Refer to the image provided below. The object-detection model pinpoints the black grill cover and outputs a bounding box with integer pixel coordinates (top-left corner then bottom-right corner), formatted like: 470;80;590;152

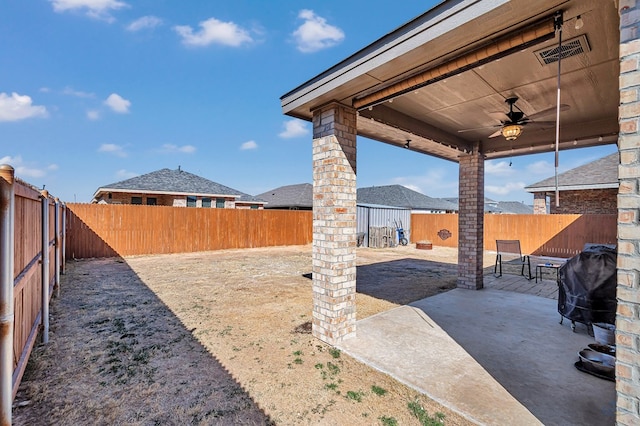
558;245;617;326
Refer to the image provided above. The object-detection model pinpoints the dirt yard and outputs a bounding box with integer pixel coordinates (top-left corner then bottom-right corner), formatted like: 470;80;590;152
12;245;496;425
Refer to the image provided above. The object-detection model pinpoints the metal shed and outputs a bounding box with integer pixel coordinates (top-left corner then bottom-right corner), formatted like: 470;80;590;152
356;203;411;248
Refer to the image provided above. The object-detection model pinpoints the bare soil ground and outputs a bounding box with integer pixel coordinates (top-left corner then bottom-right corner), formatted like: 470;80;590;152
12;245;495;425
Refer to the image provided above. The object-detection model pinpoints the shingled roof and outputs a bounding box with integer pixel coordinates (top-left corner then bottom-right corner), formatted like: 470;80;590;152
93;168;263;202
443;198;533;214
357;185;457;211
255;183;312;209
525;153;619;192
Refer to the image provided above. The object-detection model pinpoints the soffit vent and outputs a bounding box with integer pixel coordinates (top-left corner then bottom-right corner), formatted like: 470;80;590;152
534;35;590;66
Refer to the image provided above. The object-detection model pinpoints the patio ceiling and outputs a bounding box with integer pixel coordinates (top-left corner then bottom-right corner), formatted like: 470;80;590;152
281;0;620;162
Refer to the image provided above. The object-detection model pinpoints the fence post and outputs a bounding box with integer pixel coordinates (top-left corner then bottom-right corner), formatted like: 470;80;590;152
61;204;66;274
54;198;60;298
41;190;49;344
0;165;15;426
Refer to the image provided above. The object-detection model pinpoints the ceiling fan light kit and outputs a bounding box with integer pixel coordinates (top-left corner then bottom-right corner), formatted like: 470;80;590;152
502;124;523;140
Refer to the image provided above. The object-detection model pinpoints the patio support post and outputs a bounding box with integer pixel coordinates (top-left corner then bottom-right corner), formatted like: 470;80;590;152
457;146;484;290
617;4;640;424
0;165;15;426
310;102;357;345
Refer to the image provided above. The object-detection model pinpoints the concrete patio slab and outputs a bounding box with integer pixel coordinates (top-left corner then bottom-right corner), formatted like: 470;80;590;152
338;287;615;426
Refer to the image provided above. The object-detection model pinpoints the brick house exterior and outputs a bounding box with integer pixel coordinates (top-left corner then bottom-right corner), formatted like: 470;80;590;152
525;153;619;214
92;168;265;209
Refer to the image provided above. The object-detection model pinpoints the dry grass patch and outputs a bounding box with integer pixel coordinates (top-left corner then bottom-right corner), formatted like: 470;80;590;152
13;245;485;425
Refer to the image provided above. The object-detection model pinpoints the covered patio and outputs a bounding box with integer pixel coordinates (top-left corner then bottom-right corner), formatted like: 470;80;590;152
281;0;638;423
340;271;615;425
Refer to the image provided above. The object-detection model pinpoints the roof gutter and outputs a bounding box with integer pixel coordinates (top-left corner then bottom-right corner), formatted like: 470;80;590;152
525;183;619;193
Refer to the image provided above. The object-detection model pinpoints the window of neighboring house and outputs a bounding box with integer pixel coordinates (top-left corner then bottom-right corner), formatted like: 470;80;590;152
202;197;212;208
250;205;259;210
146;197;157;206
215;198;225;208
131;196;142;205
187;196;197;207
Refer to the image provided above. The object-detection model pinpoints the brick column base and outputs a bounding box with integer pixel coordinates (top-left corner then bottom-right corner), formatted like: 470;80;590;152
457;150;484;290
311;102;357;345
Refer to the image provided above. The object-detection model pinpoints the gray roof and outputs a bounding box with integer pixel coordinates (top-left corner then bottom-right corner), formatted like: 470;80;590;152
95;168;263;202
357;185;457;211
525;153;619;192
255;183;313;209
443;198;533;214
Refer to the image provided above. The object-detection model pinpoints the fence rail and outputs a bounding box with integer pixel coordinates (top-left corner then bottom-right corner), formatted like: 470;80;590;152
66;204;313;258
410;213;618;257
1;166;65;423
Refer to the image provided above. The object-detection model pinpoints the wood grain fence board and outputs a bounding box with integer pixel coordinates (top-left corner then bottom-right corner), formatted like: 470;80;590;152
65;204;314;258
411;213;617;257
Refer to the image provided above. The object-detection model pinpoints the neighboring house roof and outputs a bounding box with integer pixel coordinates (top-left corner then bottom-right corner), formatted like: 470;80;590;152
493;201;534;214
255;183;312;209
525;153;619;192
444;198;532;214
92;168;264;203
357;185;457;211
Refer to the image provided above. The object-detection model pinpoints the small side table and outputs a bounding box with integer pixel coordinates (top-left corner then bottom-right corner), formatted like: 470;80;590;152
535;263;562;283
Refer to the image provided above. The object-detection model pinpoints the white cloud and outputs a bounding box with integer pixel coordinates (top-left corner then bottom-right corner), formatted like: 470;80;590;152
240;140;258;150
159;144;196;154
49;0;129;22
127;15;163;32
62;87;95;98
0;155;55;179
104;93;131;113
485;181;526;196
0;92;48;122
391;169;458;198
98;143;127;157
174;17;253;47
292;10;344;53
525;160;554;175
115;169;138;179
279;119;309;139
485;160;515;176
87;110;100;120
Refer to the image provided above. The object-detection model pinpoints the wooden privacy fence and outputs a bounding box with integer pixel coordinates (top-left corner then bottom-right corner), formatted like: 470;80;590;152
66;204;313;258
0;165;65;421
411;213;618;257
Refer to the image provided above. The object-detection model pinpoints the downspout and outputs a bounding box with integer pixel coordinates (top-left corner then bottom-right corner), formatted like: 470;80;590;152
0;165;15;426
554;11;564;208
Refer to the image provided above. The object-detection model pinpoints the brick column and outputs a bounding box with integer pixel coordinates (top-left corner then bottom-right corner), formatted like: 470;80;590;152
533;192;547;214
457;148;484;290
617;4;640;424
311;102;357;344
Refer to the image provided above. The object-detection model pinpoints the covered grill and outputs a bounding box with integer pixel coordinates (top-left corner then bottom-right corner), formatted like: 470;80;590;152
558;245;617;331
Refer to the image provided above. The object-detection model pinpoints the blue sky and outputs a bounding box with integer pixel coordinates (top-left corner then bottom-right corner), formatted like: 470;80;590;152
1;0;618;203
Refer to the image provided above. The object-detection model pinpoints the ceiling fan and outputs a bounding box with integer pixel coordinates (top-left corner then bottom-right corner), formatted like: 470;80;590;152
458;96;568;140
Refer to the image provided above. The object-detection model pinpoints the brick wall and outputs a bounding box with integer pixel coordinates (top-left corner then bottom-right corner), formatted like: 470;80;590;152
457;149;484;290
547;189;618;214
94;192;242;208
311;102;357;345
617;3;640;424
533;192;547;214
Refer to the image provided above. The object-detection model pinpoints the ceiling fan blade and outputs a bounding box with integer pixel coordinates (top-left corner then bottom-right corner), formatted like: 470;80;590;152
526;120;556;127
527;104;570;120
458;124;501;133
488;129;503;138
